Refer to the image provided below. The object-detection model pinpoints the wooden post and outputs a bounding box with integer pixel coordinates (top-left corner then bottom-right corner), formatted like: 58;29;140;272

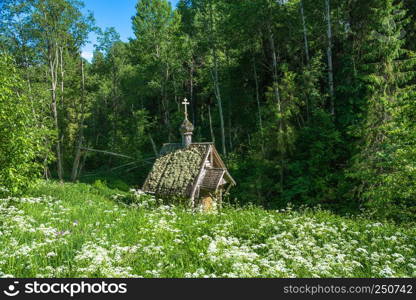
218;189;223;211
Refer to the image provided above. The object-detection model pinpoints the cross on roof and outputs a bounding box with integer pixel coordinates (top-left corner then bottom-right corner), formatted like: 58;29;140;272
182;98;190;119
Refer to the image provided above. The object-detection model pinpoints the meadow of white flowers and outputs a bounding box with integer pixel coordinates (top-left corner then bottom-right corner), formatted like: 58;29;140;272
0;182;415;278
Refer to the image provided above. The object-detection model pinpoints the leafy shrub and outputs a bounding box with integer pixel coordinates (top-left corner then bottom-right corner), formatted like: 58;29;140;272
109;179;130;192
0;54;43;196
111;189;160;208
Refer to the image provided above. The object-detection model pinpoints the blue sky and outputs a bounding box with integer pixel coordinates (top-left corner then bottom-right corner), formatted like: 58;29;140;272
81;0;179;61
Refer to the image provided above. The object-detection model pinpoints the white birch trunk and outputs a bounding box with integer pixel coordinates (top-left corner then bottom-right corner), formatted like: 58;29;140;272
209;4;226;156
208;105;215;143
300;0;310;64
49;43;64;181
252;57;264;153
71;55;85;181
325;0;335;115
268;23;284;194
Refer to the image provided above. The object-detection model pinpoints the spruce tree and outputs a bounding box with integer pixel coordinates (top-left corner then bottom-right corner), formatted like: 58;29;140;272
348;0;416;219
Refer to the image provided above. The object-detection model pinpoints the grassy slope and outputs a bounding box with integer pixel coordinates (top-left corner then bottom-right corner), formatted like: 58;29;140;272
0;181;415;278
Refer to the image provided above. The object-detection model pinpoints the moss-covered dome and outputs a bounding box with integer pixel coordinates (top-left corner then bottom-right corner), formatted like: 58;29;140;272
180;119;194;133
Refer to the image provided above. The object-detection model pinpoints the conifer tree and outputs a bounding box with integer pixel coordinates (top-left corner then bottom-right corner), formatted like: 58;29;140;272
348;0;416;218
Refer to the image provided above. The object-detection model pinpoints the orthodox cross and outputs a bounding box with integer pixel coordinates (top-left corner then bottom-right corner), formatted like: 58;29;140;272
182;98;190;119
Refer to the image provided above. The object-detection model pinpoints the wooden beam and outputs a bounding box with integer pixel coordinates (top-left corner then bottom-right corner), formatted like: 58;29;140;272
80;147;134;159
215;170;226;192
189;145;211;208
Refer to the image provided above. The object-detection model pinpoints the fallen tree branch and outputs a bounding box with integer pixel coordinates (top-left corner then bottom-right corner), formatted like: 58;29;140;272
80;147;134;159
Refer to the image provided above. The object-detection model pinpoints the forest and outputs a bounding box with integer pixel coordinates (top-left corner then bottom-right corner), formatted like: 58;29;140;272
1;0;416;222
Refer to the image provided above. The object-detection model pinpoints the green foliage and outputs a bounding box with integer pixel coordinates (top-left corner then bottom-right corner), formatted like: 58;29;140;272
346;0;416;221
0;54;43;196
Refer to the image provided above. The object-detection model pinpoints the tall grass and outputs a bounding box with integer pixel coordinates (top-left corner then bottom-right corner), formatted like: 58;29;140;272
0;181;415;278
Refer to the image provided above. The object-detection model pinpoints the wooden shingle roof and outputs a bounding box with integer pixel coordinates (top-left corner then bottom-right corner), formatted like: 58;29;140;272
142;144;210;197
200;168;225;191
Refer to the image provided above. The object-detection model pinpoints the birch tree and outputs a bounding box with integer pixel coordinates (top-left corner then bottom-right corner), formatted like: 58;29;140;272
207;1;226;155
325;0;335;115
30;0;92;181
299;0;310;64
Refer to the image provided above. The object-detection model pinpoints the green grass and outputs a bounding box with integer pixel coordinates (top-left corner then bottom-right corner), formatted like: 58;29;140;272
0;180;415;278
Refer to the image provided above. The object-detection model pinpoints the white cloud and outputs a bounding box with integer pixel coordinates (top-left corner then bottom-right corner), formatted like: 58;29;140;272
81;51;93;62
